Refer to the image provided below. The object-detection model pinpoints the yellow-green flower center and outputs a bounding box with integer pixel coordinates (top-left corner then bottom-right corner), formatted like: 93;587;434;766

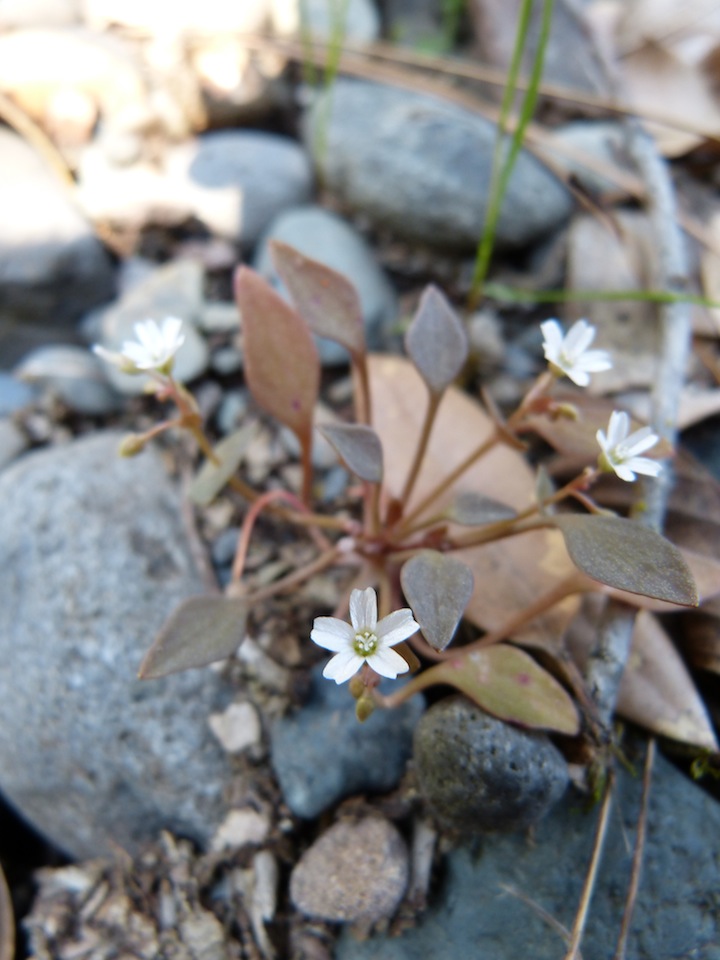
353;629;378;656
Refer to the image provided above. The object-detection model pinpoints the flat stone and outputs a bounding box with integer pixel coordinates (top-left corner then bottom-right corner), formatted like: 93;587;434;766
270;664;424;819
546;121;634;198
0;372;36;415
253;205;397;364
303;80;573;251
0;128;114;323
338;748;720;960
83;0;271;33
413;696;569;832
0;433;232;858
14;344;123;415
291;818;408;923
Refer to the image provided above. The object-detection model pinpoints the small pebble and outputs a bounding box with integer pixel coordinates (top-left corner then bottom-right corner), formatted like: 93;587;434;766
210;808;270;852
290;818;408;924
208;701;262;754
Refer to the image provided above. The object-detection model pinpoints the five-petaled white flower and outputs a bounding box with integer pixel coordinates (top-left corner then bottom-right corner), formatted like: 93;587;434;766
540;319;612;387
596;411;662;482
93;317;185;375
311;587;420;684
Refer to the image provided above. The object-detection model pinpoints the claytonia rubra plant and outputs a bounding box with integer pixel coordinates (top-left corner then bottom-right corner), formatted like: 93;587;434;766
124;240;698;750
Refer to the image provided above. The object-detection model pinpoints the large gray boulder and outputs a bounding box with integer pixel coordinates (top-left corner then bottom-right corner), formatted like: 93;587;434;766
0;432;232;858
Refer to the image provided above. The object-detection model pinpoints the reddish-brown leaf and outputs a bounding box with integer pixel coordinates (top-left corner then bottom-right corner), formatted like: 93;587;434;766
234;266;319;446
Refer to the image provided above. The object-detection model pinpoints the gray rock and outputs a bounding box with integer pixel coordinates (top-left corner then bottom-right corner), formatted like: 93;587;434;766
414;696;569;832
14;345;123;415
291;817;408;923
215;389;249;436
272;0;380;42
270;664;424;819
253;205;397;364
93;260;209;395
169;131;313;246
0;418;28;471
303;80;573;251
338;749;720;960
0;433;232;858
0;128;115;323
0;372;36;415
383;0;445;48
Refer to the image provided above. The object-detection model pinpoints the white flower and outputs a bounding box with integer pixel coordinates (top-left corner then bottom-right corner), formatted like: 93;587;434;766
93;317;185;375
311;587;420;684
596;411;662;482
541;319;612;387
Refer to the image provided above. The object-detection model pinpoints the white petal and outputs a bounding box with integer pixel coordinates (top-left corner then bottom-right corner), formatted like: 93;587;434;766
622;427;658;458
123;342;154;367
596;428;610;456
540;320;563;358
134;320;159;351
613;463;637;482
564;319;595;358
575;349;612;373
627;457;662;478
349;587;377;631
375;609;420;647
367;646;410;680
162;316;184;341
323;648;363;684
565;367;591;387
310;617;354;651
606;411;629;448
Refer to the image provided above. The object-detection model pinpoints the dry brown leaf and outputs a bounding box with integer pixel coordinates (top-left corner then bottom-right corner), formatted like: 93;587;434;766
618;611;718;751
369;354;579;649
618;43;720;156
681;610;720;675
566;211;660;394
618;388;720;430
700;210;720;336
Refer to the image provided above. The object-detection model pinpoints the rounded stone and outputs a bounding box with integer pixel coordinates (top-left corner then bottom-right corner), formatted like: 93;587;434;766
303;80;572;251
0;432;232;858
414;696;569;832
290;818;409;924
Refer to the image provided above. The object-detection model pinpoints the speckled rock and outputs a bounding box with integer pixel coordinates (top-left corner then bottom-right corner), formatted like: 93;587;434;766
303;80;573;251
270;664;424;819
338;748;720;960
414;696;568;832
291;818;408;923
0;433;232;858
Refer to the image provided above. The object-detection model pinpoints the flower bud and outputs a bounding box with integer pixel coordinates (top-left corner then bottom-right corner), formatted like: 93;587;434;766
119;433;146;457
348;674;365;699
355;695;375;723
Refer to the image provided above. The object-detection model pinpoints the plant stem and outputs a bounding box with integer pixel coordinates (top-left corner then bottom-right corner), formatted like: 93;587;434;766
400;391;441;507
352;350;371;426
244;544;346;605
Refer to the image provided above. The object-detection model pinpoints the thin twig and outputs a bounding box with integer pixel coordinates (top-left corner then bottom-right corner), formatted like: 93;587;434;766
613;738;656;960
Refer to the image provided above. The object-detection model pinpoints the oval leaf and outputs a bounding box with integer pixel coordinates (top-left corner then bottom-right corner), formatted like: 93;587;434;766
189;423;256;506
138;596;248;679
445;492;517;526
401;550;474;651
234;266;319;444
406;645;579;734
555;514;698;606
270;239;365;356
405;285;468;395
321;423;383;483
